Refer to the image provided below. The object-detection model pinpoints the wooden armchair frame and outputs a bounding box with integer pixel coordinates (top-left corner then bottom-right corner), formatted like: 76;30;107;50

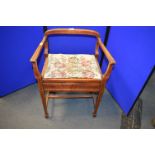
30;28;115;118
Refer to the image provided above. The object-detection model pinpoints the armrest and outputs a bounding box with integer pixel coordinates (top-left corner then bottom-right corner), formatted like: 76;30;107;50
98;38;116;65
30;36;47;63
30;36;47;79
98;38;116;81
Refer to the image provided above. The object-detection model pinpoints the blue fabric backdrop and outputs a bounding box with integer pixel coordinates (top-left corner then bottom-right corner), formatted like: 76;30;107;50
104;26;155;114
0;26;43;96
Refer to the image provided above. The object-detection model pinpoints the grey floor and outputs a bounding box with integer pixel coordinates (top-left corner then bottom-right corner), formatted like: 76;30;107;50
0;73;154;129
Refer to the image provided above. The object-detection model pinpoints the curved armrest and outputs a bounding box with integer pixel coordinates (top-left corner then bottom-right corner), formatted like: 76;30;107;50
98;38;116;81
98;38;116;65
30;36;47;79
30;36;47;63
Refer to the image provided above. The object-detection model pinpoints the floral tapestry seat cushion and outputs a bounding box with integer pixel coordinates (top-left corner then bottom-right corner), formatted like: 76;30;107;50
44;54;102;80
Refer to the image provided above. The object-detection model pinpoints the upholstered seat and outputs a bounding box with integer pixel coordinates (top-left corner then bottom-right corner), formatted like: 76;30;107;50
44;54;102;80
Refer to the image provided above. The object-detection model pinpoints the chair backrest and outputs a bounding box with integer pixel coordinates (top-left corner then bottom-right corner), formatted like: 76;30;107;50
45;28;100;38
44;28;101;59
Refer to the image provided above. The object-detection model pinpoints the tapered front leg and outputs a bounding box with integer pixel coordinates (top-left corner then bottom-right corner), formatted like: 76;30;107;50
37;82;49;118
92;87;105;117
